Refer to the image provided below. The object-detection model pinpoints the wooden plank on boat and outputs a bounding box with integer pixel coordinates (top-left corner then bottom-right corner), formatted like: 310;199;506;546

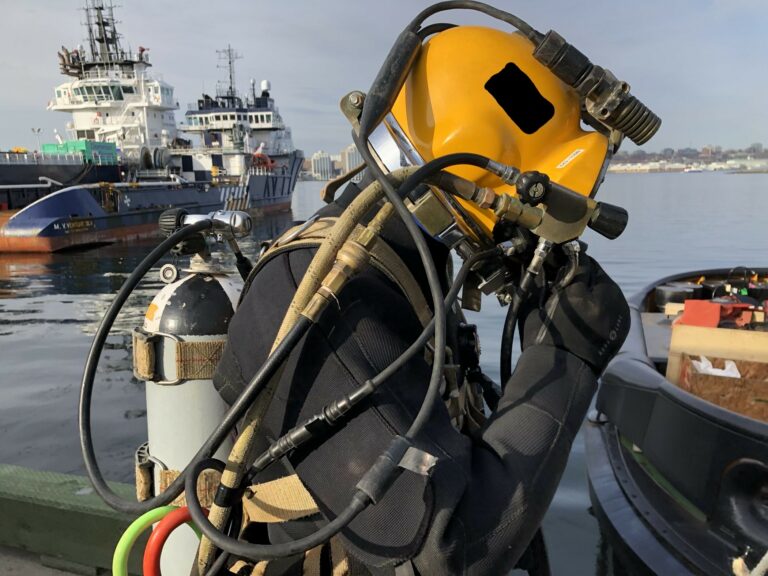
667;324;768;384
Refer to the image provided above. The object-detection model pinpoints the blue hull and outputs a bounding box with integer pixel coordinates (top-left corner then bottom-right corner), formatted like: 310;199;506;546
0;153;302;252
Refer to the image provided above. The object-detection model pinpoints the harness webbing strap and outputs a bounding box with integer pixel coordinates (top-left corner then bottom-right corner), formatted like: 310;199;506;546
242;474;320;523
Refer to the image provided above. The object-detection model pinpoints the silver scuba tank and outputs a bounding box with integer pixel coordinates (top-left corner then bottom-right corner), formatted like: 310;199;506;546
134;254;242;575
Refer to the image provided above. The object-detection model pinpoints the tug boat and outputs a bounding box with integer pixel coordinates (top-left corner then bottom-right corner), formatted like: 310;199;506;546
0;1;302;252
586;268;768;575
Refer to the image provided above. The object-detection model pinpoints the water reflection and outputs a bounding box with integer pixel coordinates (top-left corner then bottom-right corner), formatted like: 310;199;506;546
0;204;299;483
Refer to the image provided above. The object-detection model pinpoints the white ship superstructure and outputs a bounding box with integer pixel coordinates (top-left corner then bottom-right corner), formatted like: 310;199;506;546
172;46;303;212
49;0;178;171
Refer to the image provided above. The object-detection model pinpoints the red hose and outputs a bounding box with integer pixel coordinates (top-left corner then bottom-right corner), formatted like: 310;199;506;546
142;506;206;576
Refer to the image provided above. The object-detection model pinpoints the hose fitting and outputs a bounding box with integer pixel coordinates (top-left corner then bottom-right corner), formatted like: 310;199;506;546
492;194;543;231
533;30;661;145
486;160;520;185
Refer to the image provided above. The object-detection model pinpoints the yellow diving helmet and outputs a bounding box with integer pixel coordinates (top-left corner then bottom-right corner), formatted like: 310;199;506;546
369;25;610;240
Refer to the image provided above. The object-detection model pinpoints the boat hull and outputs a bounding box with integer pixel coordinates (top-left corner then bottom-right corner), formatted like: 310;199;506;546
0;162;121;210
0;152;302;252
586;268;768;575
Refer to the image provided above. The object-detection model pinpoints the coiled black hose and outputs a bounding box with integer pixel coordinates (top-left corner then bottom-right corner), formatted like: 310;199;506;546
79;218;313;514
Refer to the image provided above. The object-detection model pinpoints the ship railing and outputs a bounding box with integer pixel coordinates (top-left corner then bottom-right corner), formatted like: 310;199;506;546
187;100;274;112
81;67;139;80
0;152;84;166
169;146;252;155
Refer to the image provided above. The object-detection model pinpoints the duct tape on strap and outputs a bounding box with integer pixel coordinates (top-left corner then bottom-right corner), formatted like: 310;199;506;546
399;446;438;476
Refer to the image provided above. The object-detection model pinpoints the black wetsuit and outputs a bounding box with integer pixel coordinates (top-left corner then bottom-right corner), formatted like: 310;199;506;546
214;182;629;575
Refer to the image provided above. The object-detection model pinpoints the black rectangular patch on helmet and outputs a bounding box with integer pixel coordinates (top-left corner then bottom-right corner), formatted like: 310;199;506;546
485;63;555;134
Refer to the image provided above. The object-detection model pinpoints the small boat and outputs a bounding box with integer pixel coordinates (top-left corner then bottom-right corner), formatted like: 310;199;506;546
586;268;768;575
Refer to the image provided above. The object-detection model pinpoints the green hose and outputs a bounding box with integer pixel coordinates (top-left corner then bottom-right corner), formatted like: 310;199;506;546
112;505;203;576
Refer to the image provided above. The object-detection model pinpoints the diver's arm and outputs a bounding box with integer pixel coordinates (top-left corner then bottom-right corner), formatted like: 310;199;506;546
412;256;630;575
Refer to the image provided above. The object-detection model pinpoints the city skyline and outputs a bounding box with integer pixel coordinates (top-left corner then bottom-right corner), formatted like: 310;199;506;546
0;1;766;155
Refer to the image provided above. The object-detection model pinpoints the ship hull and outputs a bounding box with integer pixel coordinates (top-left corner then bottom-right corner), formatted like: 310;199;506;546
0;152;302;252
0;162;121;210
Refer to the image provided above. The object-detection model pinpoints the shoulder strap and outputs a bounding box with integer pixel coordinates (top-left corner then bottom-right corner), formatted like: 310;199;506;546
247;217;432;328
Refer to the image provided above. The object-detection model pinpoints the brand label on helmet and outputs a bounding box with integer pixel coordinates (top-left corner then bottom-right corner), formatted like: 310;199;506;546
556;148;585;169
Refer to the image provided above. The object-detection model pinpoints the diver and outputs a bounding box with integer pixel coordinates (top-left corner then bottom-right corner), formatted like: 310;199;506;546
78;3;659;575
209;10;644;576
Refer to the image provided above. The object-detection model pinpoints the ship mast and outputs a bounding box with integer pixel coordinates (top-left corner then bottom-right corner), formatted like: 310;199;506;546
84;0;124;64
216;45;242;103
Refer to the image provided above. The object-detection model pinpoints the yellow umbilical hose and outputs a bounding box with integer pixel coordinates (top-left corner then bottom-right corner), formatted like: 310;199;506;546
196;168;415;572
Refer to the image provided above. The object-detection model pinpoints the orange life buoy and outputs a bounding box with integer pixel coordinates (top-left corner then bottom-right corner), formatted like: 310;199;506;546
251;152;276;169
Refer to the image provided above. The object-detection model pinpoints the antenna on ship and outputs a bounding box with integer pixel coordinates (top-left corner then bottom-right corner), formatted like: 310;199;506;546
82;0;125;64
216;45;242;104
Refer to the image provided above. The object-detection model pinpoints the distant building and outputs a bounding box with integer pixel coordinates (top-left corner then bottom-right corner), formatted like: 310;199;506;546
341;143;364;182
342;144;363;173
310;150;333;180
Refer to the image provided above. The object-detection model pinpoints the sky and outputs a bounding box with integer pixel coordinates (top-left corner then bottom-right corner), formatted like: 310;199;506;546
0;0;766;156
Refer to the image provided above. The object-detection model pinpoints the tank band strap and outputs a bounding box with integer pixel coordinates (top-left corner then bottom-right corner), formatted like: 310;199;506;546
131;328;226;384
175;339;226;380
145;467;222;508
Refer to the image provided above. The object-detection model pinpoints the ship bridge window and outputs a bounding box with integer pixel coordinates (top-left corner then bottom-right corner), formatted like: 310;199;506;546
110;85;123;100
122;86;135;94
266;113;272;123
85;86;95;96
228;114;235;121
215;115;221;121
259;114;265;123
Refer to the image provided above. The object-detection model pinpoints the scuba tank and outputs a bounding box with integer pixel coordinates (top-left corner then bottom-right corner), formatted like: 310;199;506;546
134;255;242;575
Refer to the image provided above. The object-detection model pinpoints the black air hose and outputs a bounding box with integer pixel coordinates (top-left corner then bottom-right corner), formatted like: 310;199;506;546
79;218;312;514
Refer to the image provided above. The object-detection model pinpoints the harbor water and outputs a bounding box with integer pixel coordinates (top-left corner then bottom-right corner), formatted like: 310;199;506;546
0;172;765;574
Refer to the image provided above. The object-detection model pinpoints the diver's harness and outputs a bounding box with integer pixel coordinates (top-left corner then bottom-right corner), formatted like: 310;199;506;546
77;2;660;575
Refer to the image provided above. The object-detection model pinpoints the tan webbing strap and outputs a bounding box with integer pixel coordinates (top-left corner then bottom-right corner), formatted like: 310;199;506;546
132;331;226;383
132;329;155;380
254;217;432;330
175;339;226;380
303;545;324;576
231;560;269;576
156;468;222;507
135;462;153;502
368;240;432;329
242;475;321;523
